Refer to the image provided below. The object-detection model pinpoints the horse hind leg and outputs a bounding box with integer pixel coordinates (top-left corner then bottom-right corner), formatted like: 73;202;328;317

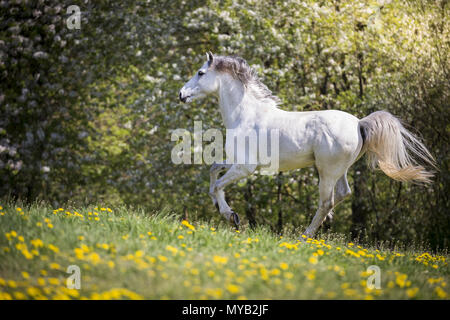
303;174;337;238
326;172;352;222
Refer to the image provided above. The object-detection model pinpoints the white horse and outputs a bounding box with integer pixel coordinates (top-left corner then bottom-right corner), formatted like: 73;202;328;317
179;52;435;238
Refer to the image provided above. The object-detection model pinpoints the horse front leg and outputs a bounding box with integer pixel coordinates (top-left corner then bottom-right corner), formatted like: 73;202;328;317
212;164;257;228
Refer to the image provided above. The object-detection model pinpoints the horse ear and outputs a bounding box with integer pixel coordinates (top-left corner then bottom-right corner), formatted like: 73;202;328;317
206;51;214;65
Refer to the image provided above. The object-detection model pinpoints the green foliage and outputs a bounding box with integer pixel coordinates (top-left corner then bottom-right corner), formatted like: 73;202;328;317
0;0;448;249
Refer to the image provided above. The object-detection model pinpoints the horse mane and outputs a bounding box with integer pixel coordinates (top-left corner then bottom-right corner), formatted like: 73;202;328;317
211;55;281;106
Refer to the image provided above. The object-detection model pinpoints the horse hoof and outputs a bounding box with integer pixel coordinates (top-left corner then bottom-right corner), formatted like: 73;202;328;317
327;210;334;222
230;211;240;230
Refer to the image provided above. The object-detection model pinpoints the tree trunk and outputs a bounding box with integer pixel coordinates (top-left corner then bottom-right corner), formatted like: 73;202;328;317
276;172;283;234
351;160;370;241
244;180;257;229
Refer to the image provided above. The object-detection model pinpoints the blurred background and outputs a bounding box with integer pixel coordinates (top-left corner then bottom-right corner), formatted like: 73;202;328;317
0;0;448;249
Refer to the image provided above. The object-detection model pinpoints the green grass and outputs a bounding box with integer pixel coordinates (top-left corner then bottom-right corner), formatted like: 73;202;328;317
0;202;448;300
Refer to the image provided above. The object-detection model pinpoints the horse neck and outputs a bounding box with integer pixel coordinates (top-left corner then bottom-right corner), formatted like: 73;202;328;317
217;77;263;129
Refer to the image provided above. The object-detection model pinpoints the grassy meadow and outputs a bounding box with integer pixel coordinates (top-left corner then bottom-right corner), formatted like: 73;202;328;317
0;202;448;300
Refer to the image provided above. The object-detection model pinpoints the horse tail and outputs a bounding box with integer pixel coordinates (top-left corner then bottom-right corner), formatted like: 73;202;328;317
359;110;436;184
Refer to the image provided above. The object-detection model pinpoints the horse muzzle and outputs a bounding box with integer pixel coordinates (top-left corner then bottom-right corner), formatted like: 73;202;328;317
179;91;191;103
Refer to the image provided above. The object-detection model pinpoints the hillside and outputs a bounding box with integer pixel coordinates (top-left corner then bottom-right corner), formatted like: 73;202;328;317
0;203;448;300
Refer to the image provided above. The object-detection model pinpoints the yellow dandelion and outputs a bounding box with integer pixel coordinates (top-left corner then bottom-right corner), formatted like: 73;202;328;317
31;239;44;248
406;287;419;298
50;263;60;270
226;284;240;294
213;255;228;265
435;287;447;299
309;256;318;265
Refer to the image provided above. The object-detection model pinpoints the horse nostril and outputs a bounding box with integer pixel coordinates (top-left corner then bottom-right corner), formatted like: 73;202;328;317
179;91;188;103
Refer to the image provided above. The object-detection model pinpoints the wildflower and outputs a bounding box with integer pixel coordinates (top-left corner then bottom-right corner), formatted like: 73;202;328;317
22;271;30;279
309;256;318;265
226;284;240;294
48;244;59;253
135;250;144;258
270;268;281;276
0;292;12;300
31;239;44;248
304;269;316;280
22;249;33;259
344;289;357;297
181;220;195;231
284;272;294;279
395;273;408;288
88;252;101;264
206;288;223;299
427;277;443;285
50;263;61;270
435;287;447;299
165;245;178;255
213;255;228;265
190;268;199;275
406;287;419;298
14;292;26;299
27;287;41;297
280;262;288;270
376;254;385;261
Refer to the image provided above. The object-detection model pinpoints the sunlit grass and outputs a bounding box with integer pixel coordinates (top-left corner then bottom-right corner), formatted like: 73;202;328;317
0;202;448;300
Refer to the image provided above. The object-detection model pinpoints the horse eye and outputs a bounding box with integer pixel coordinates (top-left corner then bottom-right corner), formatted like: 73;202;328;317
198;70;205;76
